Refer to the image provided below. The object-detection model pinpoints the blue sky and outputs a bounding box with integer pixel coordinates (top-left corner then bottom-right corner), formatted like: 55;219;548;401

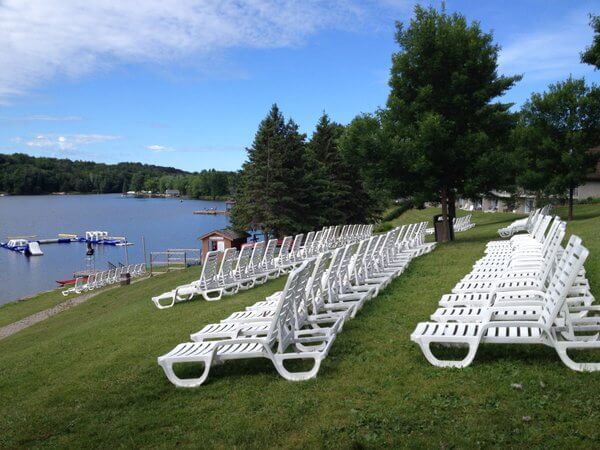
0;0;598;172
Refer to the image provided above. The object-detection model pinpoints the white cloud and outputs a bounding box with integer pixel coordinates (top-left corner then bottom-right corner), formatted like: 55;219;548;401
0;115;83;123
20;133;122;151
145;144;174;153
498;11;595;82
0;0;368;102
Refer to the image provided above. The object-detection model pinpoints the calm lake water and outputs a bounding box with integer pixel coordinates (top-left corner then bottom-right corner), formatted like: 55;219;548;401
0;194;229;305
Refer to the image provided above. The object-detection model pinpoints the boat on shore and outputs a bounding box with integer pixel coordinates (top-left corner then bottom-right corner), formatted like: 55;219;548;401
56;276;89;287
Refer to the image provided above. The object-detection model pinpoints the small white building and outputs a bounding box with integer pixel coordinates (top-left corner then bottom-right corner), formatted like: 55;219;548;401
575;148;600;200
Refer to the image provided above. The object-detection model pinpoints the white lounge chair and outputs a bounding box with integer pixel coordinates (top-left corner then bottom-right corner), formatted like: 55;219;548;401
158;260;337;387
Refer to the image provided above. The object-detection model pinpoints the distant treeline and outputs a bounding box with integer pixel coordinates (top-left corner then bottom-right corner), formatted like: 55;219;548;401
0;153;237;198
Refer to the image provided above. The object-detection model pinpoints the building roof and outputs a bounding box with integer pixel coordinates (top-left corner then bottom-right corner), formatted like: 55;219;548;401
198;228;246;241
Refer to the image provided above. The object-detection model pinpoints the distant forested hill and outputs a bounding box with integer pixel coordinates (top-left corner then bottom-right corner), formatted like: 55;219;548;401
0;153;237;198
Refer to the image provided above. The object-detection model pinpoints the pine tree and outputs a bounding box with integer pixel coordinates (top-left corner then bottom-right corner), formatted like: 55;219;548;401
305;114;347;227
230;104;310;237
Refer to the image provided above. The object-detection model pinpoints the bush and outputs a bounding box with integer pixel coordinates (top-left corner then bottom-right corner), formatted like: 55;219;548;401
381;199;414;222
374;222;394;233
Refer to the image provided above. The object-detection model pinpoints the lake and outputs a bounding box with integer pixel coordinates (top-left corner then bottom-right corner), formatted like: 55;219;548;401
0;194;229;305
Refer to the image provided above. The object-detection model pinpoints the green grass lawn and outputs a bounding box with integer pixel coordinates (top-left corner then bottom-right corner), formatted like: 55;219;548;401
0;289;69;328
0;204;599;448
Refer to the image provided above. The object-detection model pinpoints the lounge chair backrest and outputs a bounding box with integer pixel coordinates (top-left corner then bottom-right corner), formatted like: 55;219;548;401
394;225;408;249
302;252;330;325
323;227;334;249
325;246;345;289
333;225;342;243
219;248;238;283
538;235;588;331
538;218;563;256
74;277;85;290
339;225;348;243
311;230;324;254
199;251;221;285
348;225;357;240
277;236;293;263
290;234;304;259
262;239;278;269
249;241;265;270
350;238;370;280
533;215;552;243
303;231;315;252
267;260;315;351
235;245;253;276
403;223;416;244
518;218;566;290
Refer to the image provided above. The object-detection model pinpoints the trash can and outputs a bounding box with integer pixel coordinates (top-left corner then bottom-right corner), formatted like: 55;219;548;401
433;214;455;242
120;271;131;286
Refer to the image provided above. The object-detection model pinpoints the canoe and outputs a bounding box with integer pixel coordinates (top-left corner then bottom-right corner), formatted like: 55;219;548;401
55;276;88;286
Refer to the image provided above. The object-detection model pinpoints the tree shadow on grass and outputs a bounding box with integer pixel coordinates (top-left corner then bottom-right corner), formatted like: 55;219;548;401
473;217;523;228
569;209;600;221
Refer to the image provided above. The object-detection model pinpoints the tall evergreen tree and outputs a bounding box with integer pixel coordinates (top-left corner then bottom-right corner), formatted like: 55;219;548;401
230;104;310;237
305;113;352;227
515;77;600;220
378;6;520;241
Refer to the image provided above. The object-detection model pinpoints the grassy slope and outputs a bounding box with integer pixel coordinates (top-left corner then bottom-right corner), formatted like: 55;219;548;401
0;290;69;328
0;270;190;328
0;205;599;448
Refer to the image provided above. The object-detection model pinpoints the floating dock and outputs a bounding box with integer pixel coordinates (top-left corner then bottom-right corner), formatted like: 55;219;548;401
193;209;229;215
1;230;132;257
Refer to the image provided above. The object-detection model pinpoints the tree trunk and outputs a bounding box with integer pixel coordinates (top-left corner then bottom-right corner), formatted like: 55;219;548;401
568;186;574;221
439;185;450;243
448;190;456;239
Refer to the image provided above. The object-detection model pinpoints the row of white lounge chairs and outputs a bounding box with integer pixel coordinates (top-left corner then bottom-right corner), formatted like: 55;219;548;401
453;214;475;232
157;221;436;387
425;214;475;235
151;224;374;309
497;205;551;238
62;263;147;296
411;211;599;371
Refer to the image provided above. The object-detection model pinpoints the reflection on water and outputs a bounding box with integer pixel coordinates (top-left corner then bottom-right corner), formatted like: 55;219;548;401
0;194;229;305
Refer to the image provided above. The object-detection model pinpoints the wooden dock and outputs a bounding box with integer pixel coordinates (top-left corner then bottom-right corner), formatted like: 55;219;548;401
193;209;229;215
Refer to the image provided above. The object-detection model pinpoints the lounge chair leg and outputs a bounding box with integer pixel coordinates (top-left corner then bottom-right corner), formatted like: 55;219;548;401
202;289;223;301
295;341;327;352
158;358;212;388
272;354;323;381
153;293;176;309
555;344;600;372
419;340;478;368
223;285;239;296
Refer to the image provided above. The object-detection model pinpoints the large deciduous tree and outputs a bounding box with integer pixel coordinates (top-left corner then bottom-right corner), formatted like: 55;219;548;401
515;77;600;220
582;14;600;69
380;6;520;241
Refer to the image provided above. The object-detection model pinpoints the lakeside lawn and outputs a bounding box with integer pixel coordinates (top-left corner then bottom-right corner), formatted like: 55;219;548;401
0;205;599;448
